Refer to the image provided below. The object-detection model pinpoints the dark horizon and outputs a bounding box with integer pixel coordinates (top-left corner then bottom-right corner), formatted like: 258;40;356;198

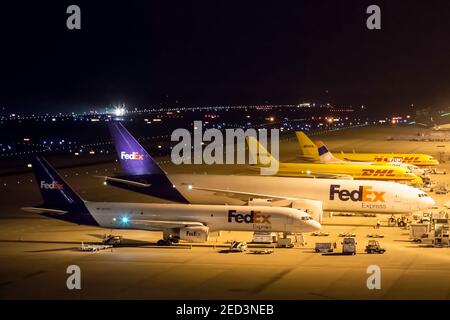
1;0;450;115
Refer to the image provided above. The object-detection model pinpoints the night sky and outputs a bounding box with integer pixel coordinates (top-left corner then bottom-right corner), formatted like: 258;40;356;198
1;0;450;115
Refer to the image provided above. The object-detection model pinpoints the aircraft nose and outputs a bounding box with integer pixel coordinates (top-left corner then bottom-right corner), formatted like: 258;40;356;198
427;196;436;208
419;196;435;210
307;220;322;231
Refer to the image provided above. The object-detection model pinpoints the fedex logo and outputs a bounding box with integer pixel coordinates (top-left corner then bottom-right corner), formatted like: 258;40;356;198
120;151;144;160
361;169;396;177
40;181;63;190
228;210;271;224
329;185;385;203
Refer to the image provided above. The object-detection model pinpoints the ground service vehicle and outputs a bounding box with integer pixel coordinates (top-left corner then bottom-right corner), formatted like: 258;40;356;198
365;240;386;254
342;237;357;255
315;242;336;253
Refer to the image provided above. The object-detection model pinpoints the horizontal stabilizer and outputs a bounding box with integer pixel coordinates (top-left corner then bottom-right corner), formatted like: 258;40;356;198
21;207;68;215
103;176;152;188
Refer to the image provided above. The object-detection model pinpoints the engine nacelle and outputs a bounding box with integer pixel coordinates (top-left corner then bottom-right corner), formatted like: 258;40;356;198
179;226;209;243
291;199;323;222
248;198;273;206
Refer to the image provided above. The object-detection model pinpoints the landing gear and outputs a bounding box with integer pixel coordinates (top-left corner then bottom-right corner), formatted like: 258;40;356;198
157;230;180;246
157;239;172;246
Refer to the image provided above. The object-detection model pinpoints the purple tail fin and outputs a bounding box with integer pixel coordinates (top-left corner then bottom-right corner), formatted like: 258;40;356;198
107;122;189;203
32;157;84;206
109;121;165;176
30;157;98;226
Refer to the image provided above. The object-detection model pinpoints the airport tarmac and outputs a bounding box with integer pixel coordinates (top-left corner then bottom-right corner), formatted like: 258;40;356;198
1;125;450;299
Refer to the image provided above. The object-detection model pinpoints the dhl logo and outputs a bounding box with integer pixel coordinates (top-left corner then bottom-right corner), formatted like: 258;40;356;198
303;144;315;148
361;169;396;177
374;156;420;163
330;185;385;202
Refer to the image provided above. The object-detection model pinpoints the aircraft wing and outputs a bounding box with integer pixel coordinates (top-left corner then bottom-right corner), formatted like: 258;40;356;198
247;166;353;180
187;185;301;202
127;219;205;230
290;172;354;180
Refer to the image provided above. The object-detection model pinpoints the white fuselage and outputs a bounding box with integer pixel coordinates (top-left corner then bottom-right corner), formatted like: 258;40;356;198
84;202;320;233
167;174;435;214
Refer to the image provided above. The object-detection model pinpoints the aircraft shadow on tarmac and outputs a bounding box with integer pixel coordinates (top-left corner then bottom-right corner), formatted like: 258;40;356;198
0;237;159;252
321;252;360;256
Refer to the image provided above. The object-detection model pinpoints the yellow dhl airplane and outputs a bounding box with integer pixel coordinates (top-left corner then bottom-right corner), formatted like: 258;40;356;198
295;131;439;167
247;136;423;185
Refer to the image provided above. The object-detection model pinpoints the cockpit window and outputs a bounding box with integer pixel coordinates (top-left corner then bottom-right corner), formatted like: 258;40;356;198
301;216;313;220
418;193;428;198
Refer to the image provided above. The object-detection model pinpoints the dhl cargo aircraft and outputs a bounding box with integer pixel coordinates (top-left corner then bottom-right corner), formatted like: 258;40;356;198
296;131;439;167
101;122;434;222
296;132;426;176
246;136;423;185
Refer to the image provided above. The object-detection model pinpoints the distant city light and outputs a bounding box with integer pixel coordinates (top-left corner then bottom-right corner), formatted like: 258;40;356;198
114;107;126;117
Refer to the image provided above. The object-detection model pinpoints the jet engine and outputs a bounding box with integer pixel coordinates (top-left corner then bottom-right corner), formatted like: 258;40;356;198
178;226;209;243
291;199;323;222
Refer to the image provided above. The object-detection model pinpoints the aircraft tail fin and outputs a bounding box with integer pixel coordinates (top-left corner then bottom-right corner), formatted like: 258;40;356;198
316;141;343;163
26;157;98;226
295;132;319;159
107;121;188;203
246;136;279;167
32;157;85;207
108;121;165;176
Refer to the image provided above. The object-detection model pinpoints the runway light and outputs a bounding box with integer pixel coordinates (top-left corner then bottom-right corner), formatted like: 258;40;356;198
27;164;32;168
103;181;107;186
188;184;193;190
121;217;129;224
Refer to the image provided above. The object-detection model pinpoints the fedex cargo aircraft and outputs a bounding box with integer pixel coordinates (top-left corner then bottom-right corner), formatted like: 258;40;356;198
105;122;435;222
23;157;320;245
